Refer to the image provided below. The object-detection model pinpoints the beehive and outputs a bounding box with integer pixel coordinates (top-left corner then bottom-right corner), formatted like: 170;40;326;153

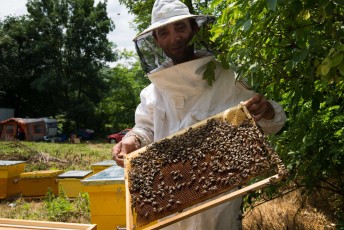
57;170;92;198
0;161;26;199
81;165;126;230
91;160;117;175
20;170;63;197
125;105;287;228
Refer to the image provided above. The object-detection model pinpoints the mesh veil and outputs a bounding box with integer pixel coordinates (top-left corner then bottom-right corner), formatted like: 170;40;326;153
134;17;216;73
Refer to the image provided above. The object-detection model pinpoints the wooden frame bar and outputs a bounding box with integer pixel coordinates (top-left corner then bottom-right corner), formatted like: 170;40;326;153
0;218;97;230
142;174;281;230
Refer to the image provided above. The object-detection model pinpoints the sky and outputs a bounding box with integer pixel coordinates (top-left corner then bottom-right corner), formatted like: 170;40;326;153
0;0;137;52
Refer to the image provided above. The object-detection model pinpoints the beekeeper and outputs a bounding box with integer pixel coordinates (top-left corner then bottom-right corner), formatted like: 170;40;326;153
112;0;286;229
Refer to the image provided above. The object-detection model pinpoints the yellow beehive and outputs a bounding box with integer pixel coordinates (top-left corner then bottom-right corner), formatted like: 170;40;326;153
82;166;156;230
81;166;126;230
0;161;26;199
20;170;63;197
91;160;117;175
57;170;92;198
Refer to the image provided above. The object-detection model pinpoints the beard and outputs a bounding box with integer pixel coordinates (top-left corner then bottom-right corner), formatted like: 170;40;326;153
167;43;195;65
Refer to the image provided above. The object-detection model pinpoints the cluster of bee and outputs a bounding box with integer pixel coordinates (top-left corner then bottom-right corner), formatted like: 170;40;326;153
128;118;286;226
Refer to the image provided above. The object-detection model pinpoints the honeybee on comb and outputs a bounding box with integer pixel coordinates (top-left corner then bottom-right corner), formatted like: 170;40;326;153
126;105;287;227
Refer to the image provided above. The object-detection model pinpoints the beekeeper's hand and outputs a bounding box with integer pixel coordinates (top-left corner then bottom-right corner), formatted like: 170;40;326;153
112;136;138;167
241;94;275;121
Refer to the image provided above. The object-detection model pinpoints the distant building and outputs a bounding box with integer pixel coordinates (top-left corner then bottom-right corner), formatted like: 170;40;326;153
0;118;57;141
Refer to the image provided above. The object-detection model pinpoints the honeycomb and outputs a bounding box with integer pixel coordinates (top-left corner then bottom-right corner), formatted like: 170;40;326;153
126;106;287;227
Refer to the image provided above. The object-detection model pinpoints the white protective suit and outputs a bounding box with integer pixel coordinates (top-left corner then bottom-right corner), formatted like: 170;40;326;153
129;55;286;230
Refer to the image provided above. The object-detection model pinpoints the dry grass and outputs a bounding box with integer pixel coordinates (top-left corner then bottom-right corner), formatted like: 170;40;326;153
243;189;336;230
0;198;45;220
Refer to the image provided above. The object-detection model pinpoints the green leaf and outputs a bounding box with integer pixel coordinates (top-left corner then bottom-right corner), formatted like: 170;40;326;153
338;61;344;75
336;44;344;52
292;50;309;63
320;58;331;75
329;52;343;67
210;0;223;8
243;19;252;32
266;0;277;11
203;61;217;86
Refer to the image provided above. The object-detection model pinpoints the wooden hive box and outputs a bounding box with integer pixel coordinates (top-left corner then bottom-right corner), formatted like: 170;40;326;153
0;161;26;199
0;218;97;230
20;169;64;197
57;170;93;198
125;105;287;229
91;160;117;175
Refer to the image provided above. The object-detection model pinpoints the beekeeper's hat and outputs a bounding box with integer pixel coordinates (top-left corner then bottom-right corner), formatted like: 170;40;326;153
134;0;215;41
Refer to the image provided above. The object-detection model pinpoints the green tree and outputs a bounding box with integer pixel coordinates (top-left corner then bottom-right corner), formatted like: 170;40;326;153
26;0;116;132
98;50;150;133
0;16;40;115
0;0;116;134
208;0;344;222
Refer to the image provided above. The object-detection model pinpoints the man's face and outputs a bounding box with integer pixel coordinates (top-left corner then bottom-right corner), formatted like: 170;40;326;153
154;19;196;64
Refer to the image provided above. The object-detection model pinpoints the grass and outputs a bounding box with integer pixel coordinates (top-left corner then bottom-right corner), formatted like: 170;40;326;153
242;189;336;229
0;140;336;228
0;140;112;172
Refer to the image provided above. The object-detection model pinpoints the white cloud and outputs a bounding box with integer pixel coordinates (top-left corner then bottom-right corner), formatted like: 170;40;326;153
0;0;137;51
0;0;28;18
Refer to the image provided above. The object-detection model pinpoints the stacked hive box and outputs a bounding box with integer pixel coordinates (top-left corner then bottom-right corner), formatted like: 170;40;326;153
0;161;26;199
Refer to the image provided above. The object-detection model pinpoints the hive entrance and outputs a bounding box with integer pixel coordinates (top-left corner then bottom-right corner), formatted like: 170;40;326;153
126;105;287;229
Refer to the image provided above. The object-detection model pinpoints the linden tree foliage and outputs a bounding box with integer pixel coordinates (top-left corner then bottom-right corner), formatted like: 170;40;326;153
207;0;344;220
119;0;344;221
98;50;149;132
